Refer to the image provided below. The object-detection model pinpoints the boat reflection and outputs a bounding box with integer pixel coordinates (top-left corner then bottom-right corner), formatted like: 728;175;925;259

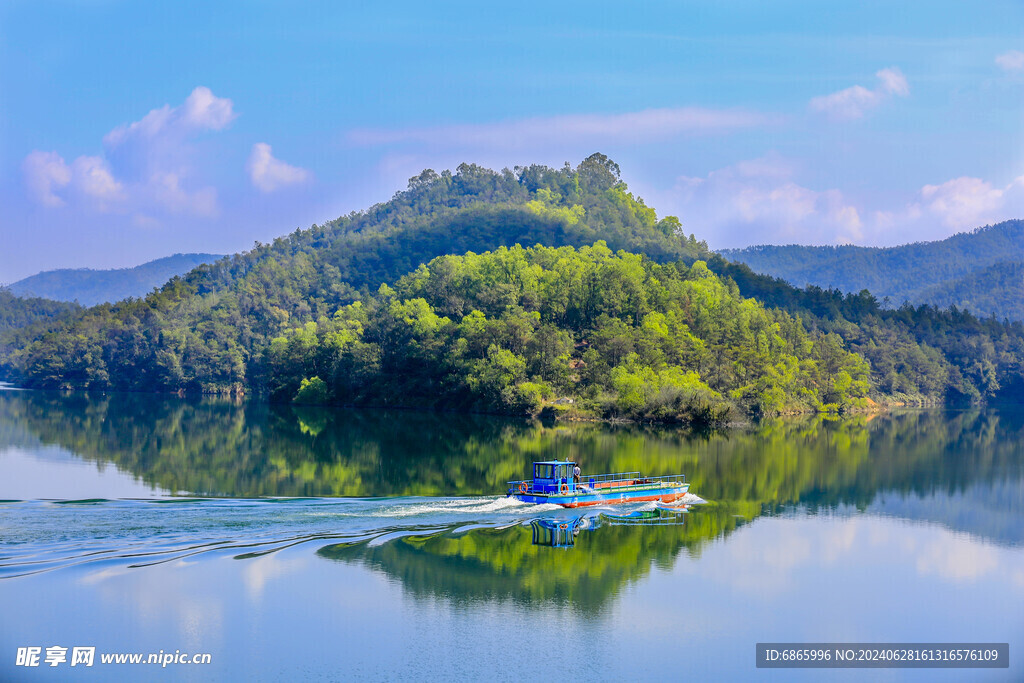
530;518;581;548
317;503;726;612
530;505;690;549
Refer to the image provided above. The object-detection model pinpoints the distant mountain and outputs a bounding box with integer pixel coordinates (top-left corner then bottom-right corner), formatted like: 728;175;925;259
8;253;223;306
721;220;1024;320
916;261;1024;321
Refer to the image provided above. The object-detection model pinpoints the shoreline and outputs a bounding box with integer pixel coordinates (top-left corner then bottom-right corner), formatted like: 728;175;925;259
2;382;998;434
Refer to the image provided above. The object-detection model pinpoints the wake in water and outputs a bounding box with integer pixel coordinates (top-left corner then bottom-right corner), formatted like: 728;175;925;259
0;492;705;579
663;492;707;506
368;495;561;518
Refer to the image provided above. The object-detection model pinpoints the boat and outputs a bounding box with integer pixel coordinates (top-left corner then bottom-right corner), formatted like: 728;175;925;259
507;460;689;508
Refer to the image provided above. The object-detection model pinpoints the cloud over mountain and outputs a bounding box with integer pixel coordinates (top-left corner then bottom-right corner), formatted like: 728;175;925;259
663;155;864;247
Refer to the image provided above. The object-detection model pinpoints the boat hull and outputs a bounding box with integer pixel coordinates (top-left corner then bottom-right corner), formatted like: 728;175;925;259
512;483;689;508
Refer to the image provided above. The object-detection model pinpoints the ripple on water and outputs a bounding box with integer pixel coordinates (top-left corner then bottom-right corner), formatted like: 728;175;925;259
1;495;665;579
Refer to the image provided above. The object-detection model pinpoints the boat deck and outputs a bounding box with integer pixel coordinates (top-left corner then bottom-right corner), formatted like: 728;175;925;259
508;470;688;508
508;471;687;496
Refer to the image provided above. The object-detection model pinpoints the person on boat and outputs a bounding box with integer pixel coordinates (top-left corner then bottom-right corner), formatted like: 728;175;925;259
573;463;581;485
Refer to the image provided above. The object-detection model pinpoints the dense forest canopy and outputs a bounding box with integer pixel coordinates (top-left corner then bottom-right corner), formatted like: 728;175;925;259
705;257;1024;404
722;220;1024;321
0;290;79;334
262;243;871;422
915;261;1024;322
2;154;1023;419
0;291;80;380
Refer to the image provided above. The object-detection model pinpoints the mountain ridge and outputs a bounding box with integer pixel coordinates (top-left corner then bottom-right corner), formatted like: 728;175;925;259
721;220;1024;320
8;253;223;306
3;155;1023;419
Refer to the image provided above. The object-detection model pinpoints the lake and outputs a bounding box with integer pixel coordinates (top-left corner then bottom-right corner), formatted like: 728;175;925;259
0;388;1021;681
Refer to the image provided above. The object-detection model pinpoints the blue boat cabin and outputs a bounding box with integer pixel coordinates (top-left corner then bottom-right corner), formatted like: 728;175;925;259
532;460;577;493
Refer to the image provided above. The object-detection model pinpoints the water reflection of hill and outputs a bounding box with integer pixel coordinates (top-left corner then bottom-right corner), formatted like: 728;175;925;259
5;391;1021;611
868;478;1024;546
317;506;743;613
2;391;1022;539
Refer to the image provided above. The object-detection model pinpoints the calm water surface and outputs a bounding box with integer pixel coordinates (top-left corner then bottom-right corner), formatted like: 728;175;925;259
0;388;1021;681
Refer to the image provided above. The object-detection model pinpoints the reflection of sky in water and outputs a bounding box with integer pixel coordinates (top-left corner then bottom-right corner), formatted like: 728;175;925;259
869;480;1024;546
1;392;1021;680
0;512;1020;682
620;515;1023;681
0;447;168;500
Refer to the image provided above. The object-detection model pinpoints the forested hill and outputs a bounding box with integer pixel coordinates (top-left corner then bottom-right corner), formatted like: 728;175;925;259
721;220;1024;320
8;253;222;306
3;154;1024;418
0;291;80;380
0;291;79;333
915;261;1024;322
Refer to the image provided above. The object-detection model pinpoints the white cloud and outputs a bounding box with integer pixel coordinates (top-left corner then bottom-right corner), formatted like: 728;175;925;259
24;87;234;219
809;67;909;120
865;175;1024;243
917;175;1024;230
810;85;880;120
131;213;160;229
102;106;174;149
995;50;1024;72
23;150;71;207
150;172;218;217
23;152;125;209
663;154;864;247
180;86;237;130
875;67;910;96
247;143;311;192
103;86;236;148
71;156;125;206
668;159;1024;248
349;106;771;149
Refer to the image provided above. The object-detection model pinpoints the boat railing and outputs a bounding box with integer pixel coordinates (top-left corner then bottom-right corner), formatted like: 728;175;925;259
586;473;688;490
508;472;686;495
585;471;641;485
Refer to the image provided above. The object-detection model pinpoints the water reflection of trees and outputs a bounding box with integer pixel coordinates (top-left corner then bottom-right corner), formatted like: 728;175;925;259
317;505;745;613
3;392;1020;507
5;391;1021;609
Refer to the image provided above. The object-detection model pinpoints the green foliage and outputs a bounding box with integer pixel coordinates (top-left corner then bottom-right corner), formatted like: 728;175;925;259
707;254;1024;405
525;187;585;225
0;291;81;380
252;244;875;423
609;356;725;424
294;376;328;404
0;290;80;334
917;261;1024;322
2;156;1022;415
4;157;711;398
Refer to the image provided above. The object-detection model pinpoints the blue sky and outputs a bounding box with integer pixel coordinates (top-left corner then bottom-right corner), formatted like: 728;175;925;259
1;0;1022;282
